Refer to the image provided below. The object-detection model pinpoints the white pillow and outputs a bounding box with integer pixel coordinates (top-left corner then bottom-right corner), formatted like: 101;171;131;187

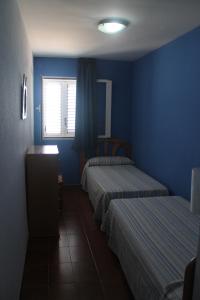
86;156;134;167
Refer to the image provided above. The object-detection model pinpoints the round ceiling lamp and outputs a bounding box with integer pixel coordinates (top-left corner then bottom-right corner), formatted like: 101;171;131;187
98;18;129;34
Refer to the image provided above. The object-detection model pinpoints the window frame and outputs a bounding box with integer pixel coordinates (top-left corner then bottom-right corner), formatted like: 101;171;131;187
97;79;112;138
41;76;77;140
41;76;112;140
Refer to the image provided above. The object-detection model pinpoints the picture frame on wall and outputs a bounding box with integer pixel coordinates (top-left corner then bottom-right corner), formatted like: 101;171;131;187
21;74;27;120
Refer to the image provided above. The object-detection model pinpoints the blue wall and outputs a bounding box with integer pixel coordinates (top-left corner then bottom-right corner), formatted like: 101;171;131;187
131;26;200;199
34;57;132;184
0;0;33;299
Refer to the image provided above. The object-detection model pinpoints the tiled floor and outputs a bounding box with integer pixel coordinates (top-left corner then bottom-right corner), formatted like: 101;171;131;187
20;186;134;300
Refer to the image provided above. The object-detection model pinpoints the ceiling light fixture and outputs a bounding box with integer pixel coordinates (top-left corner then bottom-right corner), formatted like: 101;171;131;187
98;18;129;34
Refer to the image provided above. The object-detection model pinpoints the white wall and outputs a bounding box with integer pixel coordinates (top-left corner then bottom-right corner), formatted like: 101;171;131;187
0;0;33;299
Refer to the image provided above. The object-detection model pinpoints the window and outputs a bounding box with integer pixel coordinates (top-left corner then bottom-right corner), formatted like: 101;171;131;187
42;78;76;138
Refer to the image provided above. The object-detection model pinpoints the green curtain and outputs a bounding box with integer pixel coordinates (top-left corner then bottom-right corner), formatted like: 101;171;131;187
73;58;97;158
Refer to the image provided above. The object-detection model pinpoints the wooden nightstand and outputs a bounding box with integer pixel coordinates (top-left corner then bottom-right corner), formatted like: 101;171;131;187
26;145;59;237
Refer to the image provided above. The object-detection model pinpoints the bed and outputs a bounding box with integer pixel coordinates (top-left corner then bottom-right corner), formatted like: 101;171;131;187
81;154;169;222
102;196;200;300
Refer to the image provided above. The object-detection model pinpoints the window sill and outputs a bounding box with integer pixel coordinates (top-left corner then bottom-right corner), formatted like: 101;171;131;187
42;136;75;140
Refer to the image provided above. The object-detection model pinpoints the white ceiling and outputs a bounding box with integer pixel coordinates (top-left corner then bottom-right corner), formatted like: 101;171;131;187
18;0;200;61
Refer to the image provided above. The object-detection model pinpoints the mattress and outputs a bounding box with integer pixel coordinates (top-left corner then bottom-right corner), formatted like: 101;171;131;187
102;196;200;300
82;159;168;222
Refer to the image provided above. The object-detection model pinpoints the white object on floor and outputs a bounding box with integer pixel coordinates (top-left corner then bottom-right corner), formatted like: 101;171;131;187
191;168;200;214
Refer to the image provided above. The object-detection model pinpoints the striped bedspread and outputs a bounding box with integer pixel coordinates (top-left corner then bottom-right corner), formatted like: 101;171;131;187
81;164;168;222
102;196;200;300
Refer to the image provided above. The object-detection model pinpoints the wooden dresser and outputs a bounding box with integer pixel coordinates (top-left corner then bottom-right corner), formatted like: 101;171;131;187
26;145;59;237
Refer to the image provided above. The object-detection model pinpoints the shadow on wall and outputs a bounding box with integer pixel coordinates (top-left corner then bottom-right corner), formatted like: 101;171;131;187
131;26;200;199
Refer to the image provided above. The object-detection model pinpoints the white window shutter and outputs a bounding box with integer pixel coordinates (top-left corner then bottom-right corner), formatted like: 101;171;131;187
42;78;76;138
67;80;76;134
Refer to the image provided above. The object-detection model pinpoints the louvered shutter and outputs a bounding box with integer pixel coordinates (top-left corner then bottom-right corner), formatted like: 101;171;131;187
42;78;76;138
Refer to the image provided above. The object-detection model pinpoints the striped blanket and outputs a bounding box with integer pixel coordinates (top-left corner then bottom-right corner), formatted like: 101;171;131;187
102;196;200;300
81;164;168;222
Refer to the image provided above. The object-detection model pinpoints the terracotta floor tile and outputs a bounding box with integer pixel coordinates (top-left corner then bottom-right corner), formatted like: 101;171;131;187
48;247;71;265
21;187;135;300
104;283;134;300
25;251;49;267
72;261;99;283
50;263;75;284
47;237;60;250
27;238;49;253
20;285;48;300
67;233;87;247
60;217;81;227
77;283;104;300
58;235;69;247
59;222;83;235
98;262;126;285
23;265;49;287
48;284;78;300
69;245;92;262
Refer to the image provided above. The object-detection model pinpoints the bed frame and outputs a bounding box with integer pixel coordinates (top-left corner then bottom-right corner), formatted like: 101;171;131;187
80;139;196;299
182;257;196;300
80;138;131;174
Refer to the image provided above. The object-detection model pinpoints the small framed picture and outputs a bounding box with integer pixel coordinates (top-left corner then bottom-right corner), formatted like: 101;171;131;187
21;74;27;120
